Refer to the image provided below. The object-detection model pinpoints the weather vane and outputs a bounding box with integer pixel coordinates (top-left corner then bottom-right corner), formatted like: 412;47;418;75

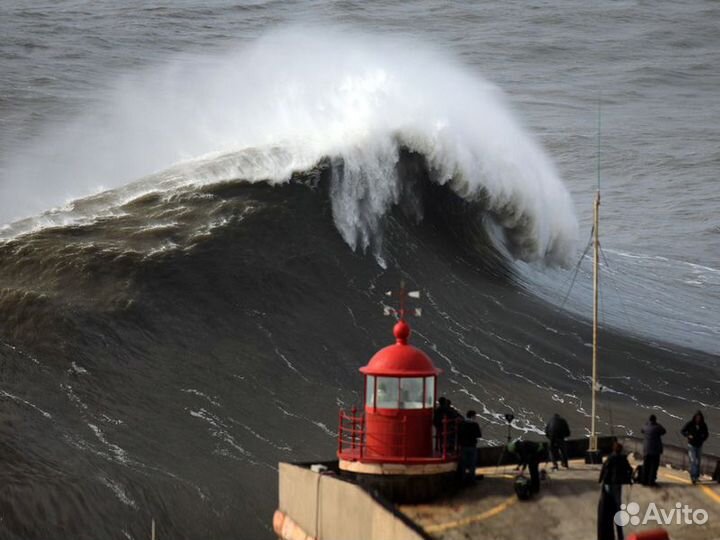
383;280;422;320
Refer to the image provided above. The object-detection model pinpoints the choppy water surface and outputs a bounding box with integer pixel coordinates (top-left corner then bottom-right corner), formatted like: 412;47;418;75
0;2;717;539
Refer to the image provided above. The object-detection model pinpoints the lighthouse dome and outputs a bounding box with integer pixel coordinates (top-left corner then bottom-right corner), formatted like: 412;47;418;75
359;320;440;377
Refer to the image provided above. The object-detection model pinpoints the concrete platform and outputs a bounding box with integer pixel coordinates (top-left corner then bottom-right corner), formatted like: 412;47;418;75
399;459;720;540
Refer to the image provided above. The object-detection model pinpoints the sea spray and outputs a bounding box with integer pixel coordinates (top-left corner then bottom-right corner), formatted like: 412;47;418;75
1;26;577;264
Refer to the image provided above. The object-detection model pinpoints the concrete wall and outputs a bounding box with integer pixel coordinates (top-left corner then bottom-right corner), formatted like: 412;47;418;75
475;435;718;478
475;436;616;467
278;462;427;540
620;436;719;477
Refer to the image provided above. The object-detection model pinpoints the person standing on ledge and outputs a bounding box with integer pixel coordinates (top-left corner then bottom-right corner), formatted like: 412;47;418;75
681;410;709;484
641;414;666;486
545;412;571;470
457;410;482;485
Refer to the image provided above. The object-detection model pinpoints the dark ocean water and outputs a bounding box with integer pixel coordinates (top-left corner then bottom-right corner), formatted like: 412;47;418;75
0;2;718;539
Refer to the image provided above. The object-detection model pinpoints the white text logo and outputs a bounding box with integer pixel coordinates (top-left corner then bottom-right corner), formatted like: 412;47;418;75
614;502;708;527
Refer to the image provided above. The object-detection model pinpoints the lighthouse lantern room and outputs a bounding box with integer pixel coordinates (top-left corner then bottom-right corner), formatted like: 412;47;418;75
360;319;438;459
338;314;458;470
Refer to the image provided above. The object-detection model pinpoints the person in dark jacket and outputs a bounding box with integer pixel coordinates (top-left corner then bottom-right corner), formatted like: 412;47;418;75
597;442;633;540
641;414;666;486
433;397;461;451
545;413;571;470
508;439;546;494
681;410;709;484
457;410;482;484
433;397;448;450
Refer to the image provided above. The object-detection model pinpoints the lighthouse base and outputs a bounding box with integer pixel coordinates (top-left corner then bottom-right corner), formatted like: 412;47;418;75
339;459;457;475
339;459;459;503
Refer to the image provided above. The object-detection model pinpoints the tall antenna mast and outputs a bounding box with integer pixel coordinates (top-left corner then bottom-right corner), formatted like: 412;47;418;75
590;99;602;456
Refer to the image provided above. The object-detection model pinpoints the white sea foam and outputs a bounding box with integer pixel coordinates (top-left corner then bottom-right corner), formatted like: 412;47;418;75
87;423;129;464
1;27;577;264
189;408;252;458
69;362;88;375
181;388;222;407
97;475;137;509
0;389;53;418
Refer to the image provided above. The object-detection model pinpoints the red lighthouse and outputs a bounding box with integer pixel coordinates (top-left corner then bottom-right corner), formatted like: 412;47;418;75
337;308;458;501
360;319;439;459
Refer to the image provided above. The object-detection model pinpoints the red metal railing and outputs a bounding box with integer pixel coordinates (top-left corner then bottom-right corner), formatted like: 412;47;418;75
338;407;366;460
337;407;459;464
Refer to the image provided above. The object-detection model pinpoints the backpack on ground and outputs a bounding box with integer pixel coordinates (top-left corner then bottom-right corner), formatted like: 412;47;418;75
514;475;532;500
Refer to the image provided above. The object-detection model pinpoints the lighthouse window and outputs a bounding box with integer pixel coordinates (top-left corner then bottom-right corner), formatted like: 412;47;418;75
376;377;399;408
424;376;435;408
399;377;424;409
365;376;375;407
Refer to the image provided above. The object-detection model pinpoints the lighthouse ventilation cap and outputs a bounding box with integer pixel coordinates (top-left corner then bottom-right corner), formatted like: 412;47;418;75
393;320;411;344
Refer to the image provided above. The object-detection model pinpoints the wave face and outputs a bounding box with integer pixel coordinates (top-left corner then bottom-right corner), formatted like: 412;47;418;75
0;174;717;540
1;28;577;265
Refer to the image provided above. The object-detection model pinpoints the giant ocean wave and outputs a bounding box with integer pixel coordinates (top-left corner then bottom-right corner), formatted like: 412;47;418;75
1;28;577;266
1;27;716;540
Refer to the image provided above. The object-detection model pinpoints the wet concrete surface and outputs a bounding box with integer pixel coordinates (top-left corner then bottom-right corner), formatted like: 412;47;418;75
400;459;720;540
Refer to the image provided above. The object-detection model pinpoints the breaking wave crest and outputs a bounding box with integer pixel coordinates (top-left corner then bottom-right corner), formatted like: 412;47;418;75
1;27;577;265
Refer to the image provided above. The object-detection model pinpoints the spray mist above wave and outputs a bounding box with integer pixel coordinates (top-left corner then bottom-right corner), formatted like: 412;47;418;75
1;27;578;265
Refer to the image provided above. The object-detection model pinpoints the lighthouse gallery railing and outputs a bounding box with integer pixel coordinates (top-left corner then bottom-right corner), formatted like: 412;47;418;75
337;407;459;464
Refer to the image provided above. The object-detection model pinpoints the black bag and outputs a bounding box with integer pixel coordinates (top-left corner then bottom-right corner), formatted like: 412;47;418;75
633;465;644;485
619;460;634;485
713;460;720;483
514;475;532;500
